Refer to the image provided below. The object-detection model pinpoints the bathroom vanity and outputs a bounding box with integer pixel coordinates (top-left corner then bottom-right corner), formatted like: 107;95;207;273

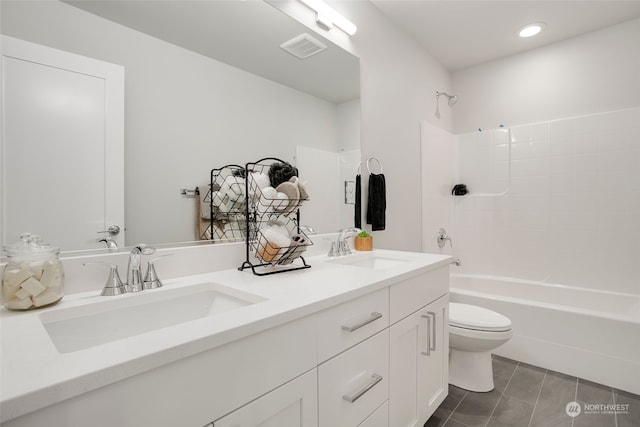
0;249;451;427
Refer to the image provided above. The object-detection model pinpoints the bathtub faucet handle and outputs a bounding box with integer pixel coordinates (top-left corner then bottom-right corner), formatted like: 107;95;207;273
437;228;452;248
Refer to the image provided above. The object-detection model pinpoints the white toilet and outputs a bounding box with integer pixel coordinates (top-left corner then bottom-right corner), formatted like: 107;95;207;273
449;302;513;392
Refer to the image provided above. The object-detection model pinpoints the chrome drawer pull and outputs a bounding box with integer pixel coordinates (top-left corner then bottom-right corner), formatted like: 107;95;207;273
421;314;431;356
428;311;436;351
341;312;383;332
342;374;383;403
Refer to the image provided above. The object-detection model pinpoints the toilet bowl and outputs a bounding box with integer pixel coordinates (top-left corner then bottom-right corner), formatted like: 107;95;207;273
449;302;512;392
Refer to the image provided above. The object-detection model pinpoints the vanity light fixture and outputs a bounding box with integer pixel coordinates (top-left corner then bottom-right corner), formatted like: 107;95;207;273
518;22;545;38
299;0;357;36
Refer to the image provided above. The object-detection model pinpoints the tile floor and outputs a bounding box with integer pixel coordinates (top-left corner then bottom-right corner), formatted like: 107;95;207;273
425;356;640;427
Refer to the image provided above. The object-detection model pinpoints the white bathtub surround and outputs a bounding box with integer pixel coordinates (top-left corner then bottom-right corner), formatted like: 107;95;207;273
450;274;640;395
457;128;511;195
452;107;640;294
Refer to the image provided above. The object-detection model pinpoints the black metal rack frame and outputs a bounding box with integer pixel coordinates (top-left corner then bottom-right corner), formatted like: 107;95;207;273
206;164;247;242
238;157;312;276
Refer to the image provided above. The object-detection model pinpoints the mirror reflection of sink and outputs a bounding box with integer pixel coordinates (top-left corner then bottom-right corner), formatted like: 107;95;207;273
39;283;265;353
327;253;412;270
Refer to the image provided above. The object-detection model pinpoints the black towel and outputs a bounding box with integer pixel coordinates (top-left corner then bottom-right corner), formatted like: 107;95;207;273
354;174;362;228
366;173;386;231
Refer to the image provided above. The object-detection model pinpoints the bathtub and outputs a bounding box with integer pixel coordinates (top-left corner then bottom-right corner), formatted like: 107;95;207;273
450;274;640;395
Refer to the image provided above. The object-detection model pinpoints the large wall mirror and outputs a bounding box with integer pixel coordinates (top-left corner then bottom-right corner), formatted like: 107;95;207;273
0;0;360;252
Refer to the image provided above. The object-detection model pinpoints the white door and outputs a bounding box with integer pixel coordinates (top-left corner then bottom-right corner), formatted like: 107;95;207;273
1;35;124;250
213;369;318;427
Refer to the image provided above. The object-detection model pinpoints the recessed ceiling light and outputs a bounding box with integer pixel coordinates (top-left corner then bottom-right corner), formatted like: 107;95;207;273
518;23;545;38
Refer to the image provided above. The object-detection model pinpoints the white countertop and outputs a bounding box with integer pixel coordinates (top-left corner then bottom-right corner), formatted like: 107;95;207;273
0;249;451;423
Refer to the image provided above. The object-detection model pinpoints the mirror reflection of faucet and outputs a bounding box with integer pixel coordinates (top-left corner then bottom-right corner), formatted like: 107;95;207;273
97;225;120;250
437;228;452;248
98;236;118;250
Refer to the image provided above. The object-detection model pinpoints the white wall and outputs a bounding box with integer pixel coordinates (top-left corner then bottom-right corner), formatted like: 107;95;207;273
271;0;453;251
1;0;339;246
337;99;361;152
452;18;640;134
295;146;341;233
420;122;455;255
338;149;361;229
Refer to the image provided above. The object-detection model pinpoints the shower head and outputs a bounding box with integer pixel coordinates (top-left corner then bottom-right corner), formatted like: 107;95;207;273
436;91;458;107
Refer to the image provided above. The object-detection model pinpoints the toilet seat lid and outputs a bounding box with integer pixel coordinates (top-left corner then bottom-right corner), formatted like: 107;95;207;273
449;303;512;332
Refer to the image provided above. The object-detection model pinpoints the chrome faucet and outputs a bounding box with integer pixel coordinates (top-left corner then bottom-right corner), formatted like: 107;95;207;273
127;244;156;292
330;227;362;257
143;254;172;290
84;262;127;296
437;228;452;248
98;236;118;250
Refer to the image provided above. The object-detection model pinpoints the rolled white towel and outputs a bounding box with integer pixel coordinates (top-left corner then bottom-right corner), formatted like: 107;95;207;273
222;176;245;200
257;187;276;214
251;172;271;194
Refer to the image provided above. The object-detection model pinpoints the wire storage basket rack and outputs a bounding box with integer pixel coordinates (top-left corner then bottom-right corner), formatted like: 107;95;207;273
239;157;313;276
206;165;247;242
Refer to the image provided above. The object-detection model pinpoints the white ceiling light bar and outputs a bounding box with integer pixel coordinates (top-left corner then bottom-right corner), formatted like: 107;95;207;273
299;0;357;36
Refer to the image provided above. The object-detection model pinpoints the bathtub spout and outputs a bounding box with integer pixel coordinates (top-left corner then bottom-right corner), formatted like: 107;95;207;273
451;258;461;266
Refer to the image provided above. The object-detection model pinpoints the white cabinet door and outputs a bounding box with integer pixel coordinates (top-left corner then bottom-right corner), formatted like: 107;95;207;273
1;35;124;250
389;307;423;427
389;294;448;427
422;295;449;417
213;369;318;427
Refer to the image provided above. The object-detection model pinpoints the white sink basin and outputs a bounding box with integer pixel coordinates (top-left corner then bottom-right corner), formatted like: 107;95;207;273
327;253;412;270
39;283;265;353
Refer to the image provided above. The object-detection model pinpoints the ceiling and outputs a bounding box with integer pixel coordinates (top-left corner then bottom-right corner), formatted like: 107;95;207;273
370;0;640;71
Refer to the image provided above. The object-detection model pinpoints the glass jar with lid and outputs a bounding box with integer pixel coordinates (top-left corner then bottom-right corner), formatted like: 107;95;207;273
1;233;65;310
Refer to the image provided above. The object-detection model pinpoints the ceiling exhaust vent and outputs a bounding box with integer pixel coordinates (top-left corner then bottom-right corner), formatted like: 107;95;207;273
280;33;327;59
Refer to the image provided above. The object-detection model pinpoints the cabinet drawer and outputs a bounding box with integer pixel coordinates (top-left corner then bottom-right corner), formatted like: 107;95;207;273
358;401;388;427
213;369;318;427
317;288;389;362
318;329;389;427
390;267;448;324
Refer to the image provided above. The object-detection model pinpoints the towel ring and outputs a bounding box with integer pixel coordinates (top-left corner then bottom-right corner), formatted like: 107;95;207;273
366;156;383;174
